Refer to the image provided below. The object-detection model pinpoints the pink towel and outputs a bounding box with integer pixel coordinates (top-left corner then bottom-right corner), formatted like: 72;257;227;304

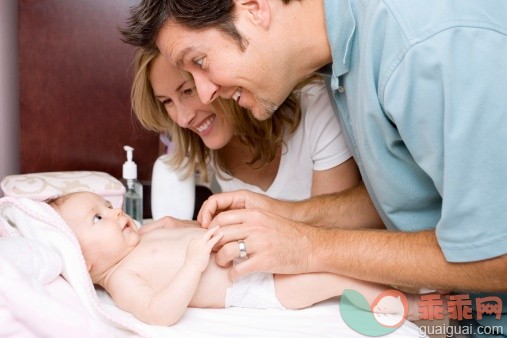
0;196;147;337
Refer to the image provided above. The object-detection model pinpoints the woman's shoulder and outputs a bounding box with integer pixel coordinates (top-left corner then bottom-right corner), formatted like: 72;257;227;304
298;80;327;101
297;79;336;125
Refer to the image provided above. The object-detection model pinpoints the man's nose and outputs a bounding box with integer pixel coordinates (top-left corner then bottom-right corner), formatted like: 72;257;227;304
193;73;220;104
175;103;197;128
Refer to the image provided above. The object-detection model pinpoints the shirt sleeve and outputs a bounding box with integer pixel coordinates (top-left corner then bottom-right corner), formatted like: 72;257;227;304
384;26;507;262
300;83;352;171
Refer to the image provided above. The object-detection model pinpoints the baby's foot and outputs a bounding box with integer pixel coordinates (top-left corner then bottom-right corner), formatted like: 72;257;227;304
406;291;449;322
406;293;422;321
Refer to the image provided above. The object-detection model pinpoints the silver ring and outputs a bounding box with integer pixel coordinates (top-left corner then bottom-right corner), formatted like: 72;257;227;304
238;240;247;258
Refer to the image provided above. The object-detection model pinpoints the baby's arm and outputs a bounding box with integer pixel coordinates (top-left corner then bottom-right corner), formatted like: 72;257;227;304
107;227;222;326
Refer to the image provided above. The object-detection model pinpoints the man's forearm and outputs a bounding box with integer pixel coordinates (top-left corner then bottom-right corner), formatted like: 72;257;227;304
286;181;384;229
306;227;507;292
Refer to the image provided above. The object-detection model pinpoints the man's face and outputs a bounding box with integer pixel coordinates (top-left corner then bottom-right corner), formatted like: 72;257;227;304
156;20;294;121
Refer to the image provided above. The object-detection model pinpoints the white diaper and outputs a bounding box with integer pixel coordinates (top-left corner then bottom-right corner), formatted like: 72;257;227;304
225;271;286;310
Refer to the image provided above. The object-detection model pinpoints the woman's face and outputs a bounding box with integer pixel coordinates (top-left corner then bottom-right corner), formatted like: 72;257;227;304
150;55;235;150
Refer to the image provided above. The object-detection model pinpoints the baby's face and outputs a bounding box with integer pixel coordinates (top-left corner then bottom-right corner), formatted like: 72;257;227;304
55;191;140;271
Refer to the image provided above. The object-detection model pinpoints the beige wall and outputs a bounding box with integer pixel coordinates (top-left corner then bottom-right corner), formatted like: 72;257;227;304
0;0;19;197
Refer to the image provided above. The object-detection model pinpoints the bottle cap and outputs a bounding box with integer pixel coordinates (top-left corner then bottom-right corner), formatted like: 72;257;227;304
122;145;137;179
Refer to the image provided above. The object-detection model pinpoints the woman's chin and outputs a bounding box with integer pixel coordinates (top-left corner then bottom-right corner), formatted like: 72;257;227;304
202;138;227;150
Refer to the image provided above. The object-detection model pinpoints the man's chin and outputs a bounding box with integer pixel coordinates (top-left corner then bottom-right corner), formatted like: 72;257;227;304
249;103;278;121
249;110;272;121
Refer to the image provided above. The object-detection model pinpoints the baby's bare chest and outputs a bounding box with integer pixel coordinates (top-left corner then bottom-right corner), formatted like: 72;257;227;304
125;228;205;287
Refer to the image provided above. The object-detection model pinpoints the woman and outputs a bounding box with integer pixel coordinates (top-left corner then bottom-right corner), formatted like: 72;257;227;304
131;48;360;201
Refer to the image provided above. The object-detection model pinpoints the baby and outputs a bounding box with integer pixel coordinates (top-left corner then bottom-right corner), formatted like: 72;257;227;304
50;191;419;326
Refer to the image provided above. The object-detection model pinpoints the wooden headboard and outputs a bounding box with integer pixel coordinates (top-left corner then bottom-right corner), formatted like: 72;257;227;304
19;0;159;183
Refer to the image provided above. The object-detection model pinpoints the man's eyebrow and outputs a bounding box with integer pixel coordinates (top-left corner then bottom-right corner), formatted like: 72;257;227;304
175;47;193;68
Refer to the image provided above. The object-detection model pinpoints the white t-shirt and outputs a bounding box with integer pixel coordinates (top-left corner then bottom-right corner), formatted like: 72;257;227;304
215;82;351;201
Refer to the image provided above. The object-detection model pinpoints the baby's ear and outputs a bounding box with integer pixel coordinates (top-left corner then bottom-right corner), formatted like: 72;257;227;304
84;258;92;272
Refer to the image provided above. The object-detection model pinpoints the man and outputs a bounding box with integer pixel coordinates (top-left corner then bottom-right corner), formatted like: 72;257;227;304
122;0;507;335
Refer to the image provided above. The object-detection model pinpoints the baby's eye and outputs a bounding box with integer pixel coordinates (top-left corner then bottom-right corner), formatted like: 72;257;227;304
93;215;102;224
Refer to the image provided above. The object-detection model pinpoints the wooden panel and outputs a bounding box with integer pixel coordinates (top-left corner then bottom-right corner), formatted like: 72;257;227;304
19;0;159;182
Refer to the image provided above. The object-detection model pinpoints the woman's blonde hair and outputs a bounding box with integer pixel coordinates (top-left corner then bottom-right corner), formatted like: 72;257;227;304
131;48;309;182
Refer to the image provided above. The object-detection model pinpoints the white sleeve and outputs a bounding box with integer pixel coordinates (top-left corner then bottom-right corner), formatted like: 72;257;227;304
300;83;352;171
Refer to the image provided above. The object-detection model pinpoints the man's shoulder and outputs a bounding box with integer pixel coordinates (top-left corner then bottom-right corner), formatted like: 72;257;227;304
380;0;507;38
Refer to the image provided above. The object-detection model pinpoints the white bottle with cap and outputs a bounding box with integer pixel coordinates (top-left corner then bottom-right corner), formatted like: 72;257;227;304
151;154;195;220
122;145;143;224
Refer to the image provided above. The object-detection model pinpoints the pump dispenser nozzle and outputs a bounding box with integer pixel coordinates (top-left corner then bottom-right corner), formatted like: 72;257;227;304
123;145;138;180
125;145;133;161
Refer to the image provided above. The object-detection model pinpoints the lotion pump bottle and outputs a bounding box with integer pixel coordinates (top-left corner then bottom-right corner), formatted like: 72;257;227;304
122;145;143;223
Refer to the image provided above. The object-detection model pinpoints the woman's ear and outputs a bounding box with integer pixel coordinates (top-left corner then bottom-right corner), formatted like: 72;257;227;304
235;0;272;29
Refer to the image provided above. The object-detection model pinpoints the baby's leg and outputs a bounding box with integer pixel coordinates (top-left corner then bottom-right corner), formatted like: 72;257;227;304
274;273;421;320
274;273;389;310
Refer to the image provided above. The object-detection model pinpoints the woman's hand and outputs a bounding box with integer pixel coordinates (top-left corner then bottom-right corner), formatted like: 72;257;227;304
139;216;199;235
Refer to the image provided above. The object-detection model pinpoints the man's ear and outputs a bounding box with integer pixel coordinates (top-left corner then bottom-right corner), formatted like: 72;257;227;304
235;0;271;29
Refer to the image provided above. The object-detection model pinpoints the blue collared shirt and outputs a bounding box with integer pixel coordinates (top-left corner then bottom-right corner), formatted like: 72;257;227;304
323;0;507;263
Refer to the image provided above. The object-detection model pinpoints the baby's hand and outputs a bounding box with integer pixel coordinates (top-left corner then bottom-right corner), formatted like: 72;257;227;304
185;227;223;272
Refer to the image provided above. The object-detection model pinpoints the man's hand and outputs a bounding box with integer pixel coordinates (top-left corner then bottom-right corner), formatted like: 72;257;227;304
208;208;316;281
198;189;292;227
